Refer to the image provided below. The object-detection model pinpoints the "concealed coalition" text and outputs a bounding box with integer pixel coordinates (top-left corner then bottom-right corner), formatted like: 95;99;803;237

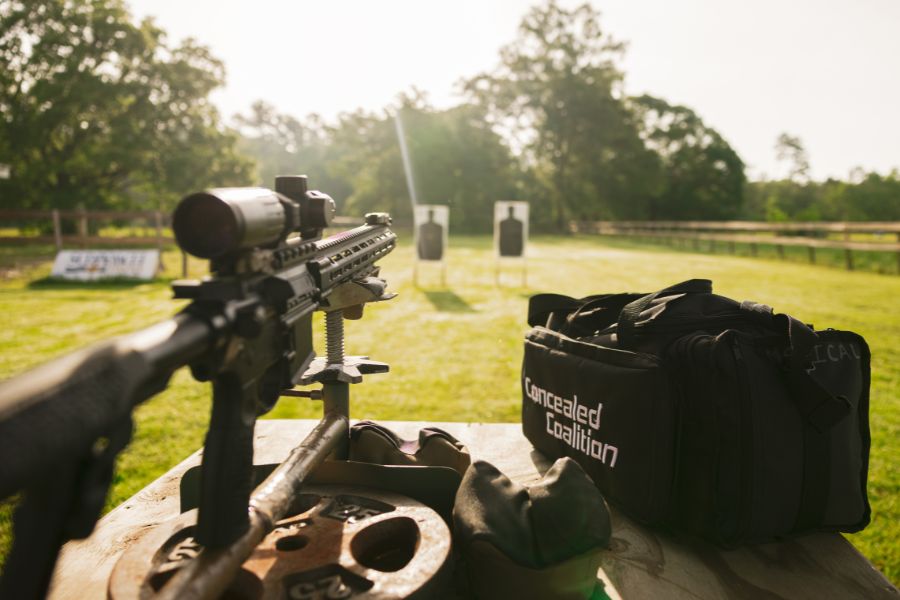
524;377;619;468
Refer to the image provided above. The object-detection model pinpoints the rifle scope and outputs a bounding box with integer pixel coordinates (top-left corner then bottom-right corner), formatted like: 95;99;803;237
173;176;335;259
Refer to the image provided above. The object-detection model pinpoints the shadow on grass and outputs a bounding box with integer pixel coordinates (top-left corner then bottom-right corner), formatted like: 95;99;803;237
423;290;476;313
27;276;155;290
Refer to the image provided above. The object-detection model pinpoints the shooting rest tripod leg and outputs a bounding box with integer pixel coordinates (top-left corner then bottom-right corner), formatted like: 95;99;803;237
322;381;349;459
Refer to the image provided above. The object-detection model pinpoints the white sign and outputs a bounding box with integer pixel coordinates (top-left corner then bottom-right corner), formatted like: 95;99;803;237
51;250;160;281
494;201;529;258
414;204;449;263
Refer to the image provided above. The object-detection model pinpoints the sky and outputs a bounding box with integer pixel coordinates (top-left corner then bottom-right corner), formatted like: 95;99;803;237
127;0;900;182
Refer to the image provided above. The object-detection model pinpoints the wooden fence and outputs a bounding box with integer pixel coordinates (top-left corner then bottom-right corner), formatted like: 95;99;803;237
0;208;363;277
0;209;362;248
0;209;171;250
570;220;900;272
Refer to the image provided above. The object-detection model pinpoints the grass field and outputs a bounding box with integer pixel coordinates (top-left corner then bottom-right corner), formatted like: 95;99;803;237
0;234;897;585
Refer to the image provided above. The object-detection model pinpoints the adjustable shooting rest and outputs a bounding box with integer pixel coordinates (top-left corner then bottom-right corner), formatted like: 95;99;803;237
95;281;453;599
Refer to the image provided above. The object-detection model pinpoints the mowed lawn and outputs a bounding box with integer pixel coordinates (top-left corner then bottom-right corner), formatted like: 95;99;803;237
0;234;898;585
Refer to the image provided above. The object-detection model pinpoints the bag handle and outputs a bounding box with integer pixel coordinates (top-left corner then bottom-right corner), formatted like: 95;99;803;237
528;293;640;337
616;279;713;350
527;294;582;327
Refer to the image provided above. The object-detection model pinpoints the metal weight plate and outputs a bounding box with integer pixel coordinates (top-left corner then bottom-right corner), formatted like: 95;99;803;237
109;484;452;599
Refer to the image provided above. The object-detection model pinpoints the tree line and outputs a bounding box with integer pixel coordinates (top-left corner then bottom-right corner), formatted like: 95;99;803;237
1;0;897;231
743;136;900;222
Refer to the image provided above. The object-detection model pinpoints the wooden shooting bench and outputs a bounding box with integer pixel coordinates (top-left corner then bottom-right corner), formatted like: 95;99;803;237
50;420;898;599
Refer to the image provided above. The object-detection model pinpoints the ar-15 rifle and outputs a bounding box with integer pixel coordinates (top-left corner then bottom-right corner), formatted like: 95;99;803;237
0;175;397;599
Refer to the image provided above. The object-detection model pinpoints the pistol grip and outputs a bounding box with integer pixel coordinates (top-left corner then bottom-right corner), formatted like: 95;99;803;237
195;375;255;547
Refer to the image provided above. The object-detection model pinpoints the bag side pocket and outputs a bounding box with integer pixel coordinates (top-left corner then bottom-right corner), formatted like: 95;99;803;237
522;328;676;523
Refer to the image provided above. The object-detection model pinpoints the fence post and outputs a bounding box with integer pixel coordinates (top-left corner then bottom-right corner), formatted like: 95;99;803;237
77;204;88;248
776;244;785;260
896;233;900;275
750;243;758;257
154;210;166;274
154;211;164;253
52;209;62;251
845;248;854;271
807;246;816;264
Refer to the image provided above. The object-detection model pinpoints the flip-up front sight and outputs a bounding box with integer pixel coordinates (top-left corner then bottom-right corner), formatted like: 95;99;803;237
173;175;336;259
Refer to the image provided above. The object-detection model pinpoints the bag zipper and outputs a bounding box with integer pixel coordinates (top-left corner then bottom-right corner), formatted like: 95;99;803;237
730;337;755;543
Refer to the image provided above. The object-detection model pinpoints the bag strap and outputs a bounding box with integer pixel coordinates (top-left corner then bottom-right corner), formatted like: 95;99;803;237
527;294;582;327
738;304;852;531
773;314;853;531
775;314;852;432
737;300;851;431
616;279;713;350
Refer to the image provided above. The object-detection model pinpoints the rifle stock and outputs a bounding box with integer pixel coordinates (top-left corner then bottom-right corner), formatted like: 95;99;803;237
0;314;213;497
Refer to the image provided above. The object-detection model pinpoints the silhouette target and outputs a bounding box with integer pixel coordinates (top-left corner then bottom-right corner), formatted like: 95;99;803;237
416;208;444;261
498;206;524;257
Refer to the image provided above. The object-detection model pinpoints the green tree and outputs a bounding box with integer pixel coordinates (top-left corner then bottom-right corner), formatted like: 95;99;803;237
775;132;810;183
743;180;820;222
237;93;520;231
631;95;745;219
233;101;334;190
0;0;252;211
464;1;649;229
392;98;520;231
334;94;520;229
464;1;744;226
842;171;900;221
237;100;409;219
743;170;900;223
298;104;409;221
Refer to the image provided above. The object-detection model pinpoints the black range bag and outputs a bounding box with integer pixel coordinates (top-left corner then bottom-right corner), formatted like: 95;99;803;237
521;279;871;545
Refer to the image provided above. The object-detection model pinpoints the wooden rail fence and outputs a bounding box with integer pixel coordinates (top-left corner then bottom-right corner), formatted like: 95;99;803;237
0;208;366;277
0;208;171;250
571;220;900;272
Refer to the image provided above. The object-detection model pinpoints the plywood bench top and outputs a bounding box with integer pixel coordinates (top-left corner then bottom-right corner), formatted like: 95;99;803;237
50;420;898;599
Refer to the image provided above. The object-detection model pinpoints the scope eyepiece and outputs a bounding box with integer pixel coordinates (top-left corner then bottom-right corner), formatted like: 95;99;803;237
173;188;287;259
